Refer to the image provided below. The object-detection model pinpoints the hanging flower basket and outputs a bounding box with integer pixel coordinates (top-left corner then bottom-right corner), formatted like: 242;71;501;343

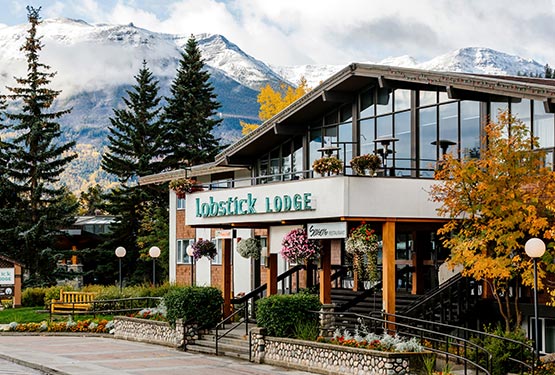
312;156;343;176
237;237;261;260
345;222;380;282
350;154;381;176
280;228;322;264
190;239;217;260
169;178;202;198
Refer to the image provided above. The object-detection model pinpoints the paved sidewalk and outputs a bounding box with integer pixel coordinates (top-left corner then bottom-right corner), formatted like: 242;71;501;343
0;335;317;375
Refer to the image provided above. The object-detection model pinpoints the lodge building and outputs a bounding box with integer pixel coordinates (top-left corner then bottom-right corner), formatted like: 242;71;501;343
140;63;555;353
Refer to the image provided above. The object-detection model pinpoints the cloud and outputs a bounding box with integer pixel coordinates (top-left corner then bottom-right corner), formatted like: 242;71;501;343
7;0;555;66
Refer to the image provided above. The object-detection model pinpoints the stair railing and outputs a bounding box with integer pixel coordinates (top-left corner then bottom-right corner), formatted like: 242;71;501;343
402;273;482;326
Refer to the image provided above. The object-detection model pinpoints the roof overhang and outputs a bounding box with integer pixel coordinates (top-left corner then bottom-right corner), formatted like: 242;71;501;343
214;63;555;166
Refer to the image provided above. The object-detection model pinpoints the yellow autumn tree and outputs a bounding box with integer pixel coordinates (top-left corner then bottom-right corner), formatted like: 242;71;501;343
241;77;310;135
430;110;555;332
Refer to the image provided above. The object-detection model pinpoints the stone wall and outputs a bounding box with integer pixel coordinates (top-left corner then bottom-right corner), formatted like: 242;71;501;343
113;316;197;348
250;328;422;375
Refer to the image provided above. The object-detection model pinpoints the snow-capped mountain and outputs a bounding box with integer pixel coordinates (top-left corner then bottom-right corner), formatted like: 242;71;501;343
0;18;548;191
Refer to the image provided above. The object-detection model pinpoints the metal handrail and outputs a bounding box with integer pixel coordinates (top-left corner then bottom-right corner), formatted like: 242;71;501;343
215;304;248;355
318;310;494;375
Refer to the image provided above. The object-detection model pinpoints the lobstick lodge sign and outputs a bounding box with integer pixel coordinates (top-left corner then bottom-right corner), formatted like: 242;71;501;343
195;192;314;218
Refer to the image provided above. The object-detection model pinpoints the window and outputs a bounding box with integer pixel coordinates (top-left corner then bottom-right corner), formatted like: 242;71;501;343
534;100;555;149
177;239;194;264
177;198;186;209
212;238;223;265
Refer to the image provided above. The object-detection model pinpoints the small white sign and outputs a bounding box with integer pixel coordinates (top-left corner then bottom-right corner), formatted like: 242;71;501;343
0;268;14;285
215;229;233;239
307;222;347;239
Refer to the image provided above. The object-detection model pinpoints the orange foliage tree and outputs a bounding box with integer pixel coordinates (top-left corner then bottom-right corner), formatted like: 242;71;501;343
430;111;555;331
240;77;310;135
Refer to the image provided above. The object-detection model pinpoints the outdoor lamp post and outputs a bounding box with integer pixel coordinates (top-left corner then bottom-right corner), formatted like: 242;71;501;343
186;244;195;286
524;237;546;356
115;246;126;293
149;246;161;286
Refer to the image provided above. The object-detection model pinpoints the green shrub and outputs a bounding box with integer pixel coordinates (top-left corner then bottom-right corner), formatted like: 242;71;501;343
293;318;320;341
256;293;321;337
470;325;534;375
21;288;47;308
164;286;223;328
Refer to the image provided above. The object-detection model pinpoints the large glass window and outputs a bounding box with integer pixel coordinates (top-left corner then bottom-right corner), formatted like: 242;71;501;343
439;102;459;157
309;128;322;166
394;111;411;175
359;118;375;155
419;106;437;177
511;98;531;130
460;101;481;159
281;141;292;181
360;87;375;119
534;100;555;149
394;89;411;112
177;239;194;264
419;91;437;107
376;88;392;115
291;137;303;179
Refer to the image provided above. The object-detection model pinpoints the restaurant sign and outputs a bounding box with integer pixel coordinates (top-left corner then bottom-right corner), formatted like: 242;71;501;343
0;268;14;285
307;222;347;239
194;192;314;218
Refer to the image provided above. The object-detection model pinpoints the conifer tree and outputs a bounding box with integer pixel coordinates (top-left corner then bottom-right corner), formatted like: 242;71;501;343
163;35;221;169
4;6;77;284
100;61;167;284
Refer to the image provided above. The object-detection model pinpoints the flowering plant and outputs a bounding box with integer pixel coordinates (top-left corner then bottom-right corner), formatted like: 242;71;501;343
316;325;423;353
312;156;343;176
237;237;261;260
190;239;217;260
280;228;321;263
350;154;381;175
345;222;380;282
169;178;202;197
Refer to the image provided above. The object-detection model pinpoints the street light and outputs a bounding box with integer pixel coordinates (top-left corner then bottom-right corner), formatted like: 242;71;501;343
149;246;161;286
115;246;126;293
524;237;546;356
186;244;195;286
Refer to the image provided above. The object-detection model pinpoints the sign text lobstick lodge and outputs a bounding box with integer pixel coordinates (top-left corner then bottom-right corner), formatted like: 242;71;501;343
195;193;313;218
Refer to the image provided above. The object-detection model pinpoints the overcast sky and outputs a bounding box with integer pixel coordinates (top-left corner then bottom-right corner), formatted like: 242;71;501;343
0;0;554;66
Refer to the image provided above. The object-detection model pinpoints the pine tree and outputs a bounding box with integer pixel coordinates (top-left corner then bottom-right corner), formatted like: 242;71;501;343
3;7;77;284
100;61;167;284
545;64;554;79
163;35;221;169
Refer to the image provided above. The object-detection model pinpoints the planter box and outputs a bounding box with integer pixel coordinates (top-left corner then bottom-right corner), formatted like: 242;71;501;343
250;328;424;375
113;316;197;348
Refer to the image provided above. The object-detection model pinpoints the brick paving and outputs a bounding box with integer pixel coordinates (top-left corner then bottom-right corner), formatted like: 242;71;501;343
0;335;317;375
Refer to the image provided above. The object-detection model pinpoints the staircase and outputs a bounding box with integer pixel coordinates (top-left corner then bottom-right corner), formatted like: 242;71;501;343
186;324;251;360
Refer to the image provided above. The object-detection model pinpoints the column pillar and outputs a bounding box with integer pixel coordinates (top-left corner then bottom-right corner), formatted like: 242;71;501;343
222;238;232;318
382;220;396;326
319;240;331;305
267;254;278;295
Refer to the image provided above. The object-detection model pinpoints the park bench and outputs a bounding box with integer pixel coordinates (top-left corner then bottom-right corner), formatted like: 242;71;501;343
50;290;97;315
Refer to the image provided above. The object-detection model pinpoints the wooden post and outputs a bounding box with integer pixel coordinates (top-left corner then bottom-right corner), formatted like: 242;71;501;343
382;220;396;329
71;245;78;265
319;240;331;304
13;263;22;308
222;238;232;318
267;254;278;295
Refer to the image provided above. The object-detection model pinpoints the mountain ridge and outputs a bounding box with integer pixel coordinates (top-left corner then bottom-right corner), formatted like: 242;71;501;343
0;18;549;192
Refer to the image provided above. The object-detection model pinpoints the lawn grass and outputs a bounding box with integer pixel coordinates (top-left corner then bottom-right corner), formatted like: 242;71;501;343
0;307;113;323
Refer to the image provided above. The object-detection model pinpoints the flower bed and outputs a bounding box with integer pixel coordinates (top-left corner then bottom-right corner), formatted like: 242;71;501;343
250;327;425;375
5;318;113;333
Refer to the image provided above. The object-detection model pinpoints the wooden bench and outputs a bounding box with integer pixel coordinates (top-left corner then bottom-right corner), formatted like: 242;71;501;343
50;290;97;315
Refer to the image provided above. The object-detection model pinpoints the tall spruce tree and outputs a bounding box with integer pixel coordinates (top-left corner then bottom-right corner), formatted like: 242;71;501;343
100;61;167;285
4;6;77;285
163;35;221;169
